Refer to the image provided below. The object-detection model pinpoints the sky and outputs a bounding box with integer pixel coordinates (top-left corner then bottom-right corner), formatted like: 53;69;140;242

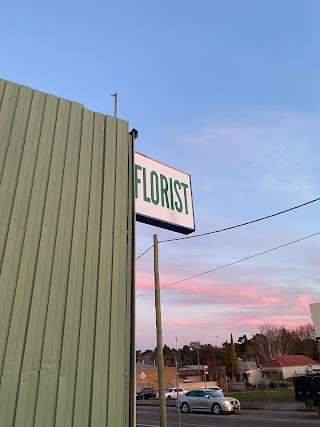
1;1;320;352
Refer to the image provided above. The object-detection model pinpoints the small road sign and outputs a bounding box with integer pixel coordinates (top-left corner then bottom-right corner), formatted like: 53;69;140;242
140;372;146;380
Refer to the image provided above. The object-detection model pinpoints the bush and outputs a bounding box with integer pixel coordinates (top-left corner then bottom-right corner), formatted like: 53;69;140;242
277;381;288;388
268;380;293;388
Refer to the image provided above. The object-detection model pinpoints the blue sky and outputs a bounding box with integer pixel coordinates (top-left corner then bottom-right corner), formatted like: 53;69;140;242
2;1;320;351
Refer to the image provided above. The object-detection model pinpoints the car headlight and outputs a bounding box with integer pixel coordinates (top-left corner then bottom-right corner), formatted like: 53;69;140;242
223;401;232;405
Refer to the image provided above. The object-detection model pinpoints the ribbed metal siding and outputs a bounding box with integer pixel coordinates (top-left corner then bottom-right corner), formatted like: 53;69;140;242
0;78;134;426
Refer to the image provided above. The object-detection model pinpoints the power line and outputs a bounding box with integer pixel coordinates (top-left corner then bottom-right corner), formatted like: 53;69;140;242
160;197;320;243
135;245;153;260
135;197;320;260
136;231;320;297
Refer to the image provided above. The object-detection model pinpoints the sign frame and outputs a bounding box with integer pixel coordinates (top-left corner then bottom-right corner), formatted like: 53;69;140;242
135;152;195;235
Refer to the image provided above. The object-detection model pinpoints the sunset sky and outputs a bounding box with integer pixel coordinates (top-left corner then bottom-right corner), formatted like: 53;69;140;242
2;0;320;351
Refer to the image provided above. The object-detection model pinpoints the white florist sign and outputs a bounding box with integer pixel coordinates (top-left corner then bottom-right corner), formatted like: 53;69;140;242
135;152;195;235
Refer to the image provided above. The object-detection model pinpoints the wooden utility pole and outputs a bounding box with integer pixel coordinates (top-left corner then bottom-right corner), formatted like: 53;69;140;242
153;234;167;427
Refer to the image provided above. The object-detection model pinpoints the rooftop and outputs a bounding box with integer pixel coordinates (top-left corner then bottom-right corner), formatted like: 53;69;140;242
262;355;319;368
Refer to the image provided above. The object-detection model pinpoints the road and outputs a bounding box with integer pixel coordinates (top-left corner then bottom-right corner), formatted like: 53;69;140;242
137;406;320;426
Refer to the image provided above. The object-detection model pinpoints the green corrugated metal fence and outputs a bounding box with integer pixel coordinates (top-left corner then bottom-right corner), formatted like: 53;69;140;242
0;78;134;426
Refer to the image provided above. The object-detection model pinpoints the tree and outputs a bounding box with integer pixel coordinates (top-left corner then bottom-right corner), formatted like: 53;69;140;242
293;323;315;341
230;334;238;380
250;324;296;363
189;341;201;363
224;335;238;380
224;341;232;377
235;334;249;357
163;345;175;367
189;341;201;352
179;345;194;366
292;324;318;359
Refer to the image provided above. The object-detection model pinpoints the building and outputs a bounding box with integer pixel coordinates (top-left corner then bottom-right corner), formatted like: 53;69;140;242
179;364;207;383
261;355;320;383
237;361;262;386
0;78;135;427
136;363;176;392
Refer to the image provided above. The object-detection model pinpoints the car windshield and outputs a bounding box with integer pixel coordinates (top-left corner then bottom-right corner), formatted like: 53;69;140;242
206;390;224;397
165;389;173;392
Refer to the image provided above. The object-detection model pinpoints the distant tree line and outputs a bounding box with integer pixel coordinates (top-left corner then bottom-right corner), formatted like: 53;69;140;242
136;323;319;378
246;323;317;363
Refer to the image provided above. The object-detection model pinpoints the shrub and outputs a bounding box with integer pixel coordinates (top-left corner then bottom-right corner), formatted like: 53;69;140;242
268;380;293;388
278;381;288;388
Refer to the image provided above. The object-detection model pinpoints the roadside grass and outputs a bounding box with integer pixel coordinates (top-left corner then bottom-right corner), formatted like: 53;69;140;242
224;389;295;401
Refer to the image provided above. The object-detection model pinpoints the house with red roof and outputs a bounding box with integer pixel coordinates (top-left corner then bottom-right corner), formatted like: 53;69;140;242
261;355;320;383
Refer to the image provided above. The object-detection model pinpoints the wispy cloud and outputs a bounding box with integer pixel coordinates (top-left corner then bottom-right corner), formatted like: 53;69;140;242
135;108;320;350
168;109;319;200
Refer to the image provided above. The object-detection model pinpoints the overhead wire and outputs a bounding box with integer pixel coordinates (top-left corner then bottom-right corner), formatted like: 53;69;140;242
136;231;320;297
135;245;154;260
135;196;320;260
160;196;320;243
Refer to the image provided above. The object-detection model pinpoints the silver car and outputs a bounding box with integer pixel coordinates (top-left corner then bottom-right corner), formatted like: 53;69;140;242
178;389;240;414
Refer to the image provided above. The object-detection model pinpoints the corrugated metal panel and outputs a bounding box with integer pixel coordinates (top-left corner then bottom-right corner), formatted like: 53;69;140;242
0;78;134;427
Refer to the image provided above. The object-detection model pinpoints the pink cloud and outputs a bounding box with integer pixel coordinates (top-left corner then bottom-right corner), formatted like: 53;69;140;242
159;278;287;309
135;225;319;350
165;318;204;327
136;277;153;290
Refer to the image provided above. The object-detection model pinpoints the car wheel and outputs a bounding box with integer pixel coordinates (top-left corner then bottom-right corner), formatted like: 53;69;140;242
181;403;190;413
166;395;171;399
212;403;221;415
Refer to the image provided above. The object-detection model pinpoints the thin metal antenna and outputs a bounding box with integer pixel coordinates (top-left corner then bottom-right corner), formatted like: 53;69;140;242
110;93;118;118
